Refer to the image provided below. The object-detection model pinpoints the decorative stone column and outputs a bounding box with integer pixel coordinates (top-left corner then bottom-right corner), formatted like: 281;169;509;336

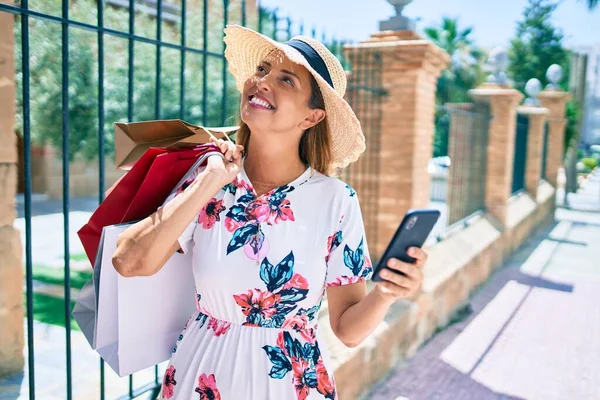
0;0;25;377
345;31;449;257
470;84;524;228
538;90;570;188
517;106;549;200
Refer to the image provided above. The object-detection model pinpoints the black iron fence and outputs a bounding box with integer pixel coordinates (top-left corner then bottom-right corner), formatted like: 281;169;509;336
541;121;549;181
512;113;529;194
0;0;359;399
434;103;490;231
338;48;386;260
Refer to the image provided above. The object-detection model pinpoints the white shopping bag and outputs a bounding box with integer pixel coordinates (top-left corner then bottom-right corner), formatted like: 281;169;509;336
94;223;196;377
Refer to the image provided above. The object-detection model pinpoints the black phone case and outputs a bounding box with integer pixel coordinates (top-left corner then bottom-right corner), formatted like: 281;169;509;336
371;209;440;282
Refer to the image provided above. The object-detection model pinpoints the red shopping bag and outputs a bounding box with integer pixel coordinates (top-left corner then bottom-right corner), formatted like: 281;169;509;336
77;144;222;266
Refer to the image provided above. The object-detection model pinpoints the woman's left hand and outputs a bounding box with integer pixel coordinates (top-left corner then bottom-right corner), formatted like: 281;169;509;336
374;247;428;302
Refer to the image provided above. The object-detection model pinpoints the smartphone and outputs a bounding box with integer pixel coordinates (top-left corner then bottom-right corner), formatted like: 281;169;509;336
371;209;441;282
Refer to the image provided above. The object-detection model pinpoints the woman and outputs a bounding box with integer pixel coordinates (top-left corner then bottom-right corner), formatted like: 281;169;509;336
112;25;428;400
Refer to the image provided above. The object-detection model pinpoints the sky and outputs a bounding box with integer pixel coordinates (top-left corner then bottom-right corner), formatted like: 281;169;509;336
259;0;600;50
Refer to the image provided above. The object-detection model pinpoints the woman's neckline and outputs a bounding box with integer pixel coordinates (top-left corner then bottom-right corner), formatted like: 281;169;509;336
240;159;313;197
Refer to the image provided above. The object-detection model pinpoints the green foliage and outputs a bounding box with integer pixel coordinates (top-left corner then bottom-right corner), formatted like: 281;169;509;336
508;0;580;155
14;0;248;162
582;157;598;170
425;17;486;156
425;17;486;105
508;0;569;92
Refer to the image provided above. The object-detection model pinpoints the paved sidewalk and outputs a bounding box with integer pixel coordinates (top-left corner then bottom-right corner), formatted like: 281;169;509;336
369;172;600;400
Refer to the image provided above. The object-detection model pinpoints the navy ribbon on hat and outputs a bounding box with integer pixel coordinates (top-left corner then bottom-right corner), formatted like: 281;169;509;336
284;39;334;89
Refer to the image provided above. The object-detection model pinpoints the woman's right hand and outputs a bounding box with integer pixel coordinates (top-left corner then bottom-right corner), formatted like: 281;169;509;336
205;137;244;186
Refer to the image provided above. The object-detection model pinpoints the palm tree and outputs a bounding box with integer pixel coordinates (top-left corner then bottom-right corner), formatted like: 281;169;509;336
424;17;486;104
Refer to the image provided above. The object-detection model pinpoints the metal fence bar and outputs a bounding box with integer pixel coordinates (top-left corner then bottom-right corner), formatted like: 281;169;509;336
541;121;549;180
221;0;229;125
202;0;208;125
179;0;186;119
19;0;36;397
241;0;246;27
60;0;73;397
0;3;222;58
155;0;163;119
512;114;529;194
96;0;106;397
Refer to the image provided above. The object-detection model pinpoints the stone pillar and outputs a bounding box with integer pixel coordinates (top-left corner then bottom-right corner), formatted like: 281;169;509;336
0;1;25;378
470;85;524;228
517;106;549;200
346;31;449;257
538;90;570;187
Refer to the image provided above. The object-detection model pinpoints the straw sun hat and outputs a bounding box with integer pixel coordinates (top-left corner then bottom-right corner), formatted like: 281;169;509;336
223;24;365;170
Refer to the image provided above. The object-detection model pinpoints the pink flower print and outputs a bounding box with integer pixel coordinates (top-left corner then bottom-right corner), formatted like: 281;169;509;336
300;327;317;344
291;357;312;400
315;361;336;399
198;198;226;229
233;289;280;321
207;318;231;337
245;197;295;225
282;313;309;332
194;373;221;400
243;231;270;261
282;273;309;291
224;216;244;233
161;366;177;399
176;178;194;196
325;231;342;262
329;276;364;287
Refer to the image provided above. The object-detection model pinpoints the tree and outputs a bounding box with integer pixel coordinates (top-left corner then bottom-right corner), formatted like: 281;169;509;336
581;0;598;9
508;0;577;151
424;17;486;156
14;0;247;162
508;0;569;92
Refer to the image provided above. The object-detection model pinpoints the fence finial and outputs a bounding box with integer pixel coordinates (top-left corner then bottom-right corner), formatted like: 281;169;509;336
485;47;509;86
524;78;542;106
380;0;416;31
546;64;563;90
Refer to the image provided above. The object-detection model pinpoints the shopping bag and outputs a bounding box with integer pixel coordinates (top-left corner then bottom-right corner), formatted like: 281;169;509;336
92;223;196;377
77;145;222;266
115;119;238;170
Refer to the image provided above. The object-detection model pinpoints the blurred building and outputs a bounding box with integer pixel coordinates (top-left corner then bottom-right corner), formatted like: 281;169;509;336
575;44;600;147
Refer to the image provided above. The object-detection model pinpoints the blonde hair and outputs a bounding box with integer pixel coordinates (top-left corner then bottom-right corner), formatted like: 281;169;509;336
235;75;333;175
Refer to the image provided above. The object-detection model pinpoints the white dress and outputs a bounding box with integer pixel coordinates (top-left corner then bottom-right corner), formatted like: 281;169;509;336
159;161;373;400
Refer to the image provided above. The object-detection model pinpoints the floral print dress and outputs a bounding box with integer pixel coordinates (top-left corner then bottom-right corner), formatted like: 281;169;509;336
159;161;373;400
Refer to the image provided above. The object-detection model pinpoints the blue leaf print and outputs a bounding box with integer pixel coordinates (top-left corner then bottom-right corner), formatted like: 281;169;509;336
310;342;321;366
247;313;265;327
195;313;208;328
259;252;294;292
304;369;318;388
345;184;356;197
361;266;373;279
343;238;365;276
278;287;309;304
226;204;247;223
269;313;288;328
299;305;320;322
282;331;301;360
227;223;258;254
222;183;237;194
269;185;295;204
237;193;256;204
275;303;298;316
262;345;292;379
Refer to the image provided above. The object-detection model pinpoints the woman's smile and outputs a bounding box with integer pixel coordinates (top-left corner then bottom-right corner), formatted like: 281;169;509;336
248;93;276;110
